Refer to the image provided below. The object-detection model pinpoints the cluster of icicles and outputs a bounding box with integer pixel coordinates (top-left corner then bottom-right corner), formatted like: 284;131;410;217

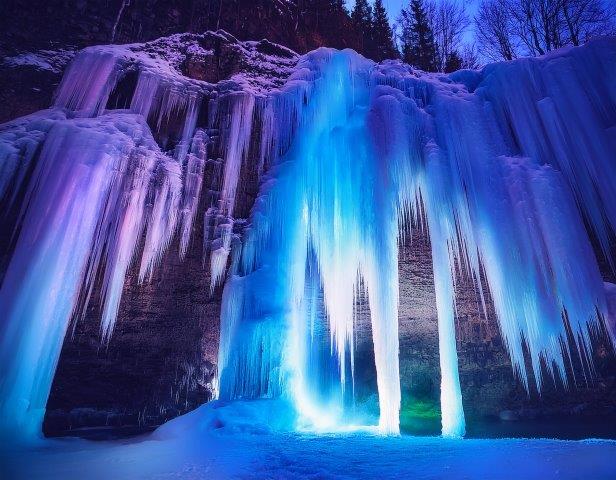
1;37;615;440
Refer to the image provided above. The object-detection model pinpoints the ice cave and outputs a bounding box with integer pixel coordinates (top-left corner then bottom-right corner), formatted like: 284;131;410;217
1;1;616;478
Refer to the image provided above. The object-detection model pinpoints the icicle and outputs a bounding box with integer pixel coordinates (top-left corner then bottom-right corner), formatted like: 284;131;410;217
209;93;257;292
130;71;202;162
218;41;615;437
479;39;616;270
54;49;121;116
217;51;405;433
0;113;180;439
179;129;208;259
422;143;466;438
138;159;182;283
2;36;615;441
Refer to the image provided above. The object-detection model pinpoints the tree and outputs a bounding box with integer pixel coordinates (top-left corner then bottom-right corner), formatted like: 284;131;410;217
460;43;480;69
444;51;463;72
512;0;564;55
429;0;471;72
289;0;358;51
308;0;347;30
474;0;616;61
398;0;438;71
475;0;518;61
371;0;399;60
352;0;374;56
441;43;480;72
560;0;616;46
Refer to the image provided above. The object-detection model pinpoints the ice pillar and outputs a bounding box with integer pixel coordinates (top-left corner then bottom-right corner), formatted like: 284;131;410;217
431;235;466;438
423;144;466;438
0;122;128;439
0;114;179;440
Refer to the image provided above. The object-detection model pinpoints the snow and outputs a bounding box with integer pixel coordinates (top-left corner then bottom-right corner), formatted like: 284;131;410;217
53;31;298;113
1;401;616;480
2;49;76;73
0;108;66;205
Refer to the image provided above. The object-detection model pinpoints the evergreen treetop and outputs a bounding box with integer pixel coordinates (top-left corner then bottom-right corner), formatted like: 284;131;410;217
351;0;374;55
371;0;399;61
399;0;438;71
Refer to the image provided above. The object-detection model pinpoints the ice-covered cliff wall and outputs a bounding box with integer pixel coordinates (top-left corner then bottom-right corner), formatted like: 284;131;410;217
0;31;299;439
0;32;615;440
215;38;616;436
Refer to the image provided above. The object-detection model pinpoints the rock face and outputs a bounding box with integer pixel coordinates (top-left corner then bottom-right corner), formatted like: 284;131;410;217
396;224;616;433
44;223;221;434
1;31;615;437
0;49;75;124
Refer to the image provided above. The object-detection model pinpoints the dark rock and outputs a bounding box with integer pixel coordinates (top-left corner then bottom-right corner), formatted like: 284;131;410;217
499;410;518;421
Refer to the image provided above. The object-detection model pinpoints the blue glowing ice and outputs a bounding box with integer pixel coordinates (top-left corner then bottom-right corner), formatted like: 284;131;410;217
217;41;616;437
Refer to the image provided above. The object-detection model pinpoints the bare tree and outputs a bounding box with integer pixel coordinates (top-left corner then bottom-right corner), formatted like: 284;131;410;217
561;0;616;46
475;0;519;60
427;0;471;72
475;0;615;61
512;0;565;55
461;43;481;69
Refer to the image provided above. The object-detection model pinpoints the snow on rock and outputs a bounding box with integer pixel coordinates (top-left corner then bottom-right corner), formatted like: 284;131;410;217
54;30;298;118
0;109;67;205
2;49;76;74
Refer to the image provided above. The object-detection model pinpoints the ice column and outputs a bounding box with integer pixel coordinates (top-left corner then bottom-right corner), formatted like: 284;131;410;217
0;114;180;439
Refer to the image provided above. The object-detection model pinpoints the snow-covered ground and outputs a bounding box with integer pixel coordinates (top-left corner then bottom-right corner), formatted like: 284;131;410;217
2;400;616;479
3;425;616;479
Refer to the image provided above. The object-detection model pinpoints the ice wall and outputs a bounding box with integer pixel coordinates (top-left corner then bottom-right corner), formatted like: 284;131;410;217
217;39;616;437
218;51;407;433
0;34;615;440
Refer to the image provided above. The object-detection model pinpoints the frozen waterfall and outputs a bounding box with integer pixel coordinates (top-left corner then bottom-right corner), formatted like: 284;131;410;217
0;35;615;440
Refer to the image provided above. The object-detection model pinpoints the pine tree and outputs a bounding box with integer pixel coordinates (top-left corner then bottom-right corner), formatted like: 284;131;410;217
398;0;438;71
351;0;373;56
371;0;398;61
297;0;356;51
444;51;463;72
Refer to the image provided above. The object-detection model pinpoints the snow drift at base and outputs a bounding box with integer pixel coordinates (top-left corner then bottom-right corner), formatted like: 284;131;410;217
2;399;616;480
